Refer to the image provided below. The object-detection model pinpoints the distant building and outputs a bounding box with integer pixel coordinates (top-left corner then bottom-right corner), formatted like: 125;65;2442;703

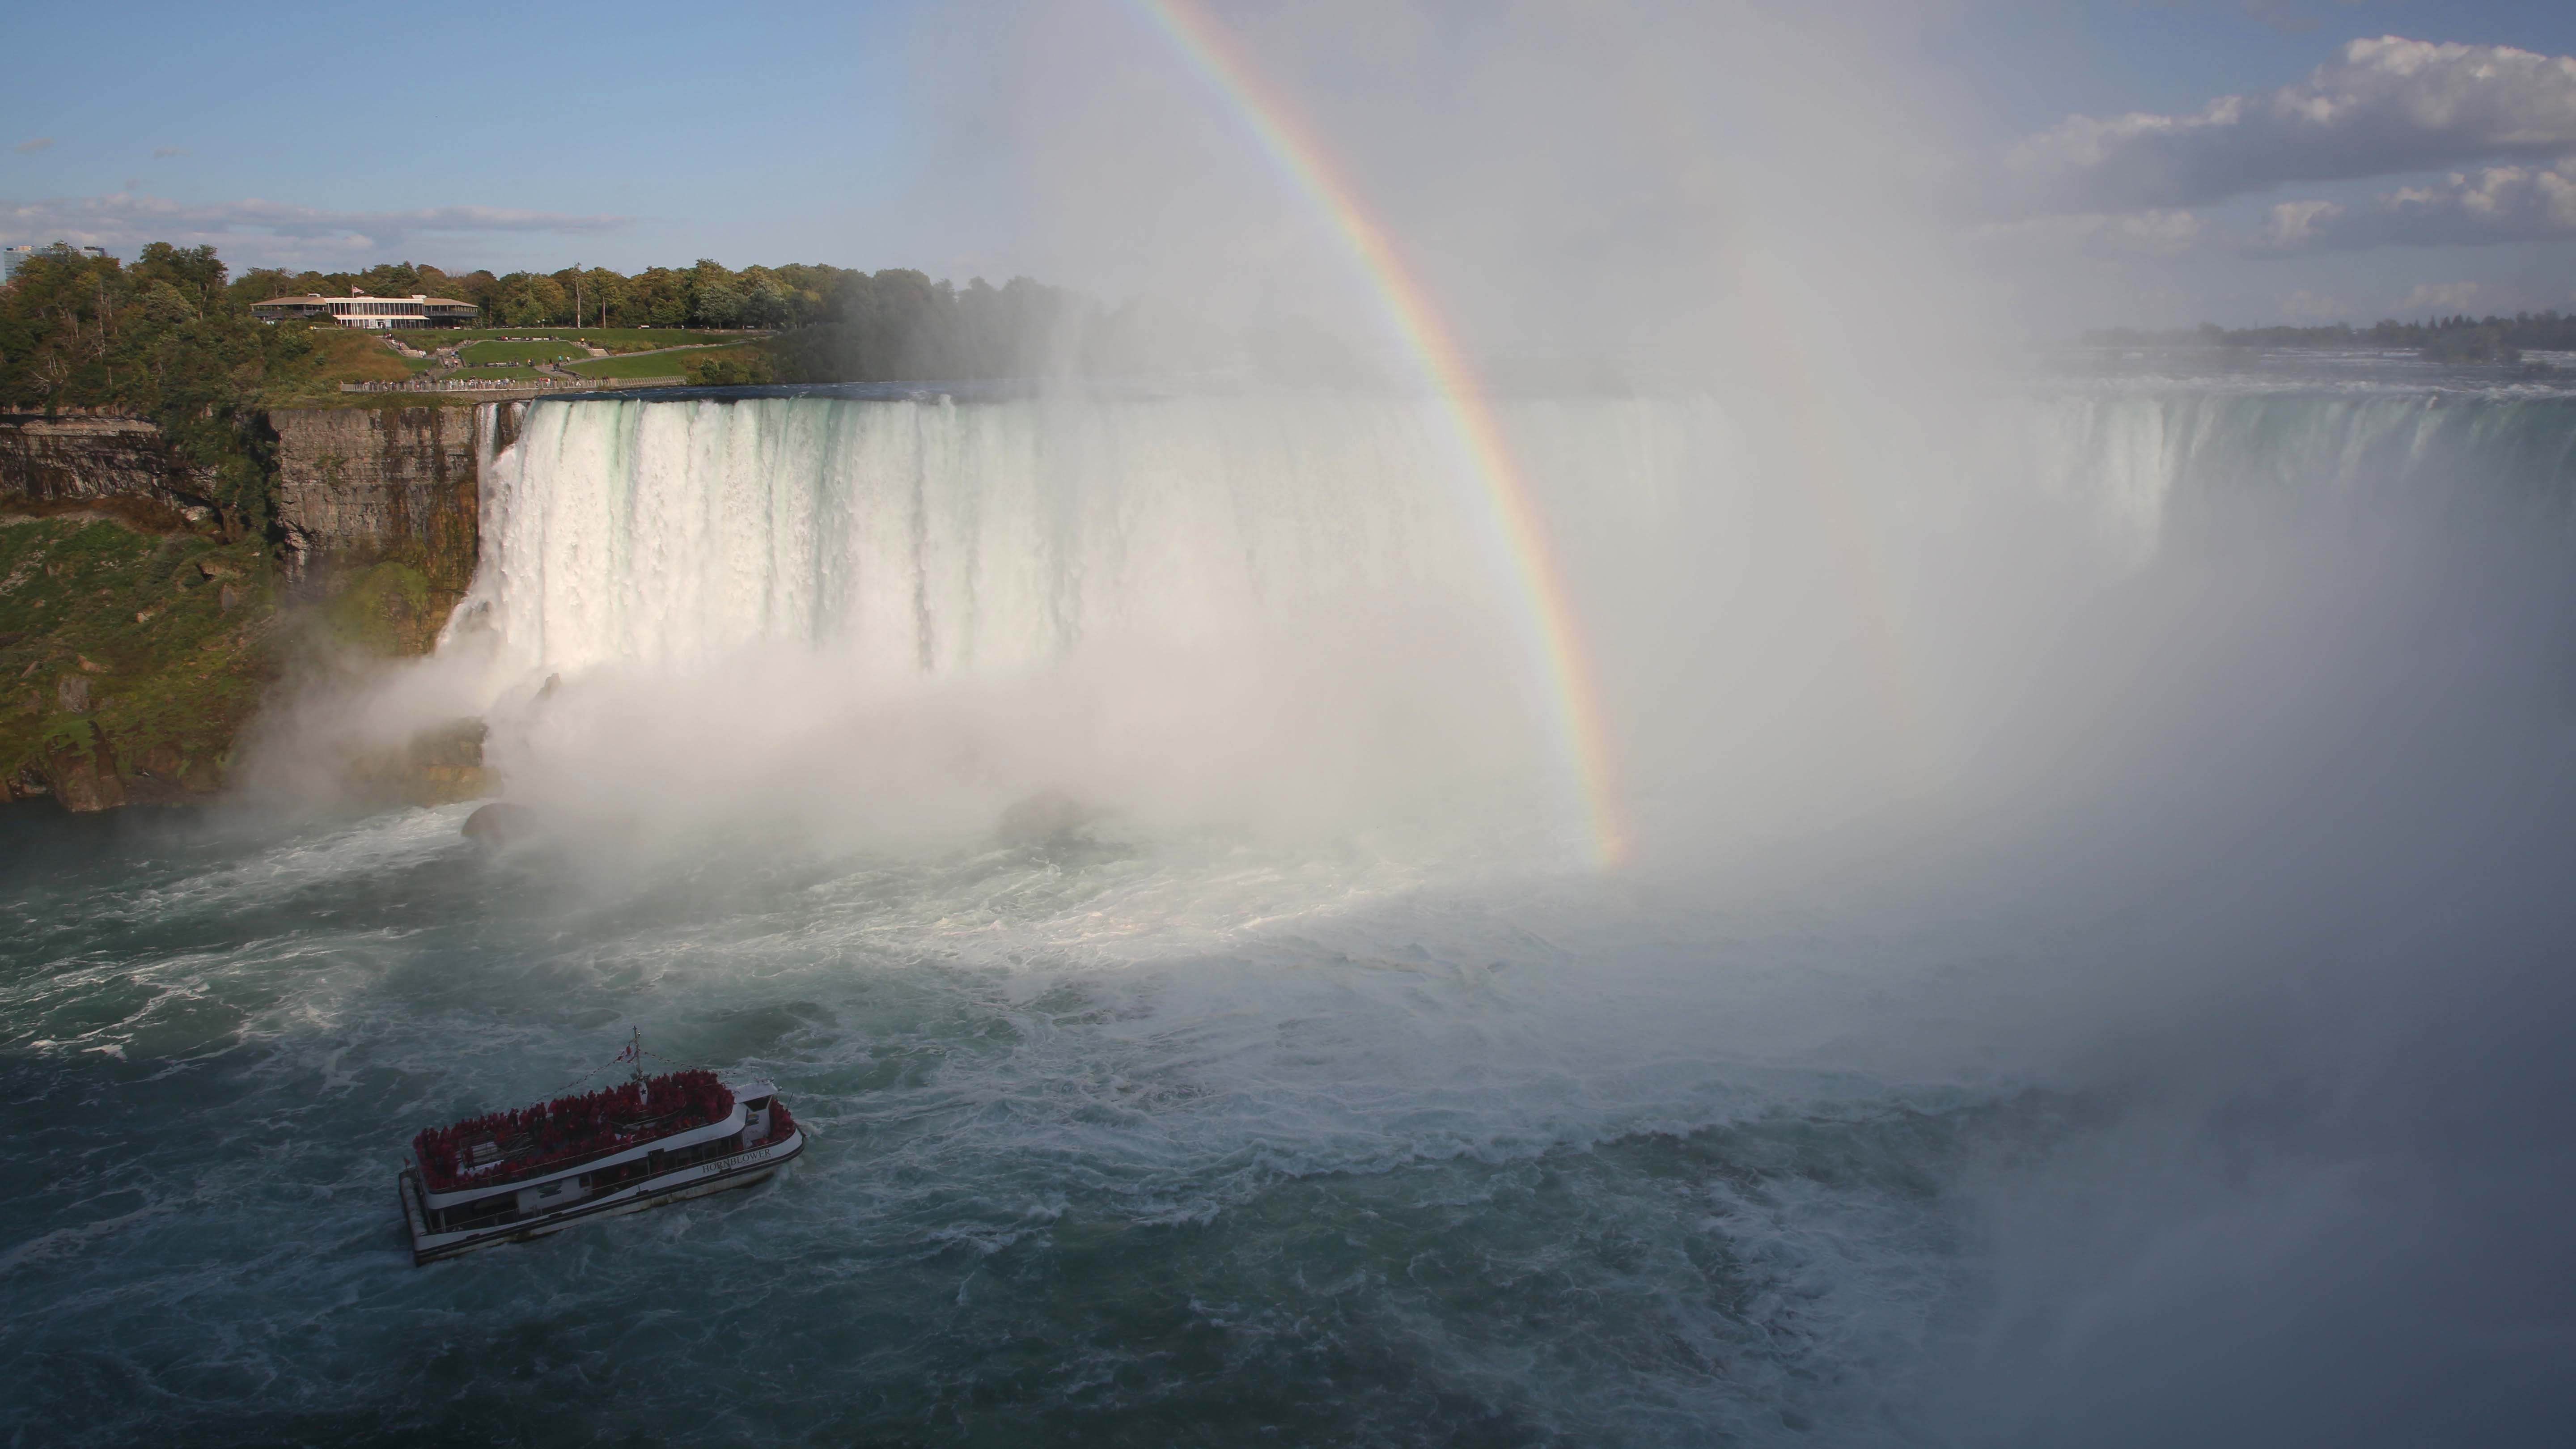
3;244;108;282
251;289;479;330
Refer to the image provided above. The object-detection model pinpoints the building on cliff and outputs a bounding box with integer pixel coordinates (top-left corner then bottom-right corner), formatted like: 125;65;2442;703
251;290;479;330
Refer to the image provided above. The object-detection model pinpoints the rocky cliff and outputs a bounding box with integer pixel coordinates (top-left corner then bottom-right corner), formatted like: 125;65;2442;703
0;412;216;518
271;406;493;649
3;402;495;809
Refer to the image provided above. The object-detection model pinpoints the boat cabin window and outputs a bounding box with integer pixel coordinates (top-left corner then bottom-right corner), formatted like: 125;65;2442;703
743;1096;772;1112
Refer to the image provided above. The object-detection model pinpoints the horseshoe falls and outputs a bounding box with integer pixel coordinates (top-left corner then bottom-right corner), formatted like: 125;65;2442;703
5;380;2574;1448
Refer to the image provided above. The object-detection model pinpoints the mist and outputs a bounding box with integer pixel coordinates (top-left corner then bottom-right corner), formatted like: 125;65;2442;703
196;4;2576;1443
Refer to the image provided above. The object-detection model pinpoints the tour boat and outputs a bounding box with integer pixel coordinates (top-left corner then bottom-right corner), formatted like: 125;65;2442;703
397;1037;804;1266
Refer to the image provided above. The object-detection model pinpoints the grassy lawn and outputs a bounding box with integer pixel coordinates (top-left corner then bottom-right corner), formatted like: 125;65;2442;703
449;364;548;381
305;329;414;384
564;346;739;378
458;339;587;364
399;327;740;354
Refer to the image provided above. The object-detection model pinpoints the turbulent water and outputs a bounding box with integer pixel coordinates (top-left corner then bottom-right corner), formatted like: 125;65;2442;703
5;378;2574;1446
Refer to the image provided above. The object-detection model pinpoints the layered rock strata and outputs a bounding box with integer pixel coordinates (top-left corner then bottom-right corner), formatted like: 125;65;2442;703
4;404;499;810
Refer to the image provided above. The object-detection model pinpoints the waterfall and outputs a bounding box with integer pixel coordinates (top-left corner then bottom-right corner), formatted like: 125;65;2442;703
450;389;2576;687
424;385;2576;847
446;392;1559;682
2002;390;2576;566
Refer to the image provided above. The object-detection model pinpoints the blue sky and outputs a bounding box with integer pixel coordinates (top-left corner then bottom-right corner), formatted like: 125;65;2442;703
7;0;2576;331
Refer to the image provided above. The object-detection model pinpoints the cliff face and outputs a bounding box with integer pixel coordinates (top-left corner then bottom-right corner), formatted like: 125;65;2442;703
0;413;215;513
3;403;494;810
271;406;486;631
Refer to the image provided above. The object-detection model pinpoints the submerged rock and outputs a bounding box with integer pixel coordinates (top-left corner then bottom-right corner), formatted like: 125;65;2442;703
996;790;1107;848
462;801;542;852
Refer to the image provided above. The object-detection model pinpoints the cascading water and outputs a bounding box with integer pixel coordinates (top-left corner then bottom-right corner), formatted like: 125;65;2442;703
452;391;1550;679
2000;388;2576;565
6;378;2574;1446
453;387;2576;683
435;389;1742;855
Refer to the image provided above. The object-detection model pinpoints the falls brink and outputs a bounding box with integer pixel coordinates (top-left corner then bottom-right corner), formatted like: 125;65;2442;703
438;390;1699;851
426;386;2576;848
450;392;1544;682
453;389;2576;684
2008;390;2576;564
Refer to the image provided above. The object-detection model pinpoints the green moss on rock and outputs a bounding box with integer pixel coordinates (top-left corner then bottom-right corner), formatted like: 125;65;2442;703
309;559;441;656
0;514;275;805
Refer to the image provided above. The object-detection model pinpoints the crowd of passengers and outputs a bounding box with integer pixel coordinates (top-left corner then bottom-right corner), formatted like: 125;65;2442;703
413;1069;734;1190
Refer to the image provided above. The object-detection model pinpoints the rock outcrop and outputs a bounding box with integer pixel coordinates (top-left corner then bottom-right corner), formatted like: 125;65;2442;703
996;789;1110;848
4;402;503;812
335;718;494;808
271;405;494;620
0;412;215;513
462;801;542;851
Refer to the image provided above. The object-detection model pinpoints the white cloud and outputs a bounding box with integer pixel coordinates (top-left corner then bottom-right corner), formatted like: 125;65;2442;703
2279;288;2347;319
2004;36;2576;214
1974;208;2205;257
0;192;632;264
2250;158;2576;251
14;138;54;155
2398;280;2482;312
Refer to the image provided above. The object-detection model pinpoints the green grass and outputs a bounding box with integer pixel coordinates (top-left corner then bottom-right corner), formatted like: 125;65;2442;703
402;327;738;354
564;348;729;378
305;328;415;384
449;364;548;380
459;339;586;364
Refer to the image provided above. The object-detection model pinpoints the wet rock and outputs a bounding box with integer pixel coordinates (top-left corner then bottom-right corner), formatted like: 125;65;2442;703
121;741;219;806
337;718;493;806
42;728;126;812
132;742;184;780
996;789;1107;848
55;674;90;713
462;801;542;852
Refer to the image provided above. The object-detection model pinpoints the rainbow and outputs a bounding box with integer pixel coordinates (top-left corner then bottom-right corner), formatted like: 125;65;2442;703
1135;0;1631;869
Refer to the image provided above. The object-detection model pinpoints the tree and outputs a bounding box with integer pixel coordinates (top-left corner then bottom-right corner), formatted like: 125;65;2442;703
491;272;568;326
691;278;746;329
580;267;627;328
131;242;226;312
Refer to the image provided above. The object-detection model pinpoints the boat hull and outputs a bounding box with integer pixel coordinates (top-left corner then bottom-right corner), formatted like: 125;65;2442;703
401;1129;805;1266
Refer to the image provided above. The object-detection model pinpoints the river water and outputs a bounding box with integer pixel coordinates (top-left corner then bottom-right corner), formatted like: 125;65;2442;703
5;371;2573;1446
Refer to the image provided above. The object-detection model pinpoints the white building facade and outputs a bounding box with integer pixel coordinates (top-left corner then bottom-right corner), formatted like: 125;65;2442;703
251;291;479;330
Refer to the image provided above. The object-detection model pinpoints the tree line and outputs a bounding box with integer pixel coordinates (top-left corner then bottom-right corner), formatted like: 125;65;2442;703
2086;310;2576;365
0;242;313;539
226;253;1209;381
1;240;1252;532
239;257;858;332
